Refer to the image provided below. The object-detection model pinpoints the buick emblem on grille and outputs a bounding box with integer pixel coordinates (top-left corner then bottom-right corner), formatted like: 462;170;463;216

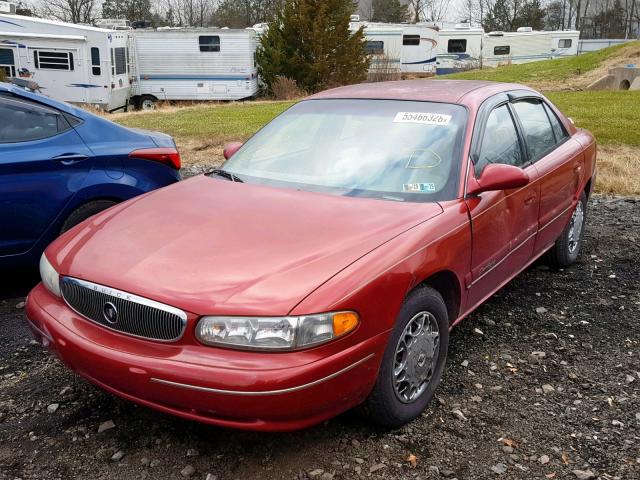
102;302;119;325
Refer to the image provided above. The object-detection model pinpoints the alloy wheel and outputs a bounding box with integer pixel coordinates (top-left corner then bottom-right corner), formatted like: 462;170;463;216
568;201;584;253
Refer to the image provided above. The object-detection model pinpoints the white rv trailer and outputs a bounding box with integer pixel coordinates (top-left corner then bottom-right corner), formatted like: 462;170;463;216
482;29;579;68
435;24;484;75
349;21;439;74
0;14;130;110
128;28;258;109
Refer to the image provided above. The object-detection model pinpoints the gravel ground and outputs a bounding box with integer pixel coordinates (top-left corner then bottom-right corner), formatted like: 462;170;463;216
0;195;639;480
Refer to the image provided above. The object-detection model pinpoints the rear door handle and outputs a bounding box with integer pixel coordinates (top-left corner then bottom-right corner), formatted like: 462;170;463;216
53;153;89;165
524;194;536;206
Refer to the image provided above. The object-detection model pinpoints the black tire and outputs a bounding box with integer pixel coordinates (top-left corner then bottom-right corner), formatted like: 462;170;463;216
139;95;157;111
547;191;588;268
362;287;449;429
60;200;117;234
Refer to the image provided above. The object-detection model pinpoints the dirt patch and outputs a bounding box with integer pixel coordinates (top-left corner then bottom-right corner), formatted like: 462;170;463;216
597;145;640;196
1;195;639;480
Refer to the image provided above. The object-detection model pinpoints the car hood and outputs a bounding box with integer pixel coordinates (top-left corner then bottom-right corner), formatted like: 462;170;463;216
50;176;443;315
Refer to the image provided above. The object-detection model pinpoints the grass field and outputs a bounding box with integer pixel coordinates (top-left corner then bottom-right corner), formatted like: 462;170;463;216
113;91;639;195
446;41;640;89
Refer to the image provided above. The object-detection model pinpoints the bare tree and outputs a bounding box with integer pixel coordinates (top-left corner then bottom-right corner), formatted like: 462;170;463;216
40;0;96;23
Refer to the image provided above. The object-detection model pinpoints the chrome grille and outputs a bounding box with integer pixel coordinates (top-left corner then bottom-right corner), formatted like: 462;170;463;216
60;277;187;342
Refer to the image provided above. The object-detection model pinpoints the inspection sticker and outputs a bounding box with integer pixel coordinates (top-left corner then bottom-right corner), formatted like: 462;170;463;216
403;183;436;192
393;112;451;125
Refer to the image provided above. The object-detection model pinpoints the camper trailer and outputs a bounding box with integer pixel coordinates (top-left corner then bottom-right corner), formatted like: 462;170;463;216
0;14;130;111
435;24;483;74
128;28;259;109
350;21;439;74
482;28;580;67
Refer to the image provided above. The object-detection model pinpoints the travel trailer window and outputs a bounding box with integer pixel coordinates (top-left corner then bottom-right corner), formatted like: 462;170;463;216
511;100;556;160
113;47;127;75
365;41;384;55
91;47;101;76
447;39;467;53
475;104;523;176
403;35;420;46
0;48;15;77
33;51;74;71
200;36;220;52
558;39;572;48
494;46;510;55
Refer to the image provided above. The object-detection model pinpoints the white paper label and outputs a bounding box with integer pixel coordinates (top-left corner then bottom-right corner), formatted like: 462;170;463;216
393;112;451;125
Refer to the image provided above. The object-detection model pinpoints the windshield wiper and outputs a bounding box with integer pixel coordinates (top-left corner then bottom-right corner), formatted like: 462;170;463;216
209;168;244;183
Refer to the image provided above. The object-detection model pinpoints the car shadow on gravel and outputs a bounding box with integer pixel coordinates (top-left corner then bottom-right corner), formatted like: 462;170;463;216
1;196;638;480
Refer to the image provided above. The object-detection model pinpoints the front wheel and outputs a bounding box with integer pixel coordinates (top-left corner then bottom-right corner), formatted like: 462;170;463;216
362;287;449;428
547;191;587;268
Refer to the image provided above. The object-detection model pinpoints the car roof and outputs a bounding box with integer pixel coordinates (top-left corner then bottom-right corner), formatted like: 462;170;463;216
307;79;535;105
0;81;88;117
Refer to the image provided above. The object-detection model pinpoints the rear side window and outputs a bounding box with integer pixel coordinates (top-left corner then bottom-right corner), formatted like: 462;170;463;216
403;35;420;46
476;104;523;176
199;35;220;52
0;95;69;143
448;39;467;53
494;45;510;55
512;100;556;160
91;47;101;76
559;39;572;48
365;41;384;54
543;103;568;142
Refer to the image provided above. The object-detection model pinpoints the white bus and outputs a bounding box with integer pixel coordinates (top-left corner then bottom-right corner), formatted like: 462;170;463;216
0;14;130;111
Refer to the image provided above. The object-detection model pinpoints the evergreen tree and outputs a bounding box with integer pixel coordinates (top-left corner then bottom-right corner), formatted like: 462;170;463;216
371;0;409;23
257;0;370;93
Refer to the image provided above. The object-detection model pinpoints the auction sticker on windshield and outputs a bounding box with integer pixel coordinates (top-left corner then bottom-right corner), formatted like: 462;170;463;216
393;112;451;125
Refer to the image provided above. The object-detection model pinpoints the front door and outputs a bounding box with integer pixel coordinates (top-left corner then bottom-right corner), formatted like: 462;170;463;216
465;99;540;308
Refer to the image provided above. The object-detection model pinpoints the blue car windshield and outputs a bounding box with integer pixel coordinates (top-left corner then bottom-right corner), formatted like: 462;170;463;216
223;99;467;202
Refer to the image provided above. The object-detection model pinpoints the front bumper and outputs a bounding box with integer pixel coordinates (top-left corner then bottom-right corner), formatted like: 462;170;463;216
25;283;385;431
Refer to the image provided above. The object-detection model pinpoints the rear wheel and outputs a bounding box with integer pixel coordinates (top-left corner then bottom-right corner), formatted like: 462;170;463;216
362;287;449;428
547;191;587;268
139;95;157;111
60;200;117;234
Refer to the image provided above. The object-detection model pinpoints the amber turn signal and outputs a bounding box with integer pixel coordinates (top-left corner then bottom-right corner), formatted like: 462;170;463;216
332;312;359;337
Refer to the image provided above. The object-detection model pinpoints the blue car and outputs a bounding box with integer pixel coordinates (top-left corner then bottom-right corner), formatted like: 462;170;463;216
0;82;181;268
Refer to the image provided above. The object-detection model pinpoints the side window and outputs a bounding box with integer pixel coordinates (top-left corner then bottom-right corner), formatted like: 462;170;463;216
559;39;572;48
475;104;523;176
91;47;101;76
511;100;556;160
365;41;384;55
403;35;420;46
0;48;16;77
0;95;68;143
199;35;220;52
543;102;568;143
448;39;467;53
113;47;127;75
33;50;74;71
494;45;510;55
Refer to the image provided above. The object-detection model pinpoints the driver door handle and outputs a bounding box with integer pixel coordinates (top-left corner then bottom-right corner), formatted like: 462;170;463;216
53;153;89;165
524;193;536;206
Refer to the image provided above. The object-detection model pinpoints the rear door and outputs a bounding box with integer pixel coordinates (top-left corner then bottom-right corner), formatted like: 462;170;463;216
0;93;93;257
464;94;540;307
509;96;584;255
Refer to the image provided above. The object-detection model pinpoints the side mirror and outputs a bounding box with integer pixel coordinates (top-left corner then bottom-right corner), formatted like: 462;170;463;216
223;142;243;160
467;163;530;196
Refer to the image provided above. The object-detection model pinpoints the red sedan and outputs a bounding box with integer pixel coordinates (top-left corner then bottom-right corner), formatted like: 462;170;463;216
26;80;596;431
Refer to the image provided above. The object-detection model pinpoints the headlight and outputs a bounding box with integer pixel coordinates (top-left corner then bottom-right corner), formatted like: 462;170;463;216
39;253;61;297
195;311;359;351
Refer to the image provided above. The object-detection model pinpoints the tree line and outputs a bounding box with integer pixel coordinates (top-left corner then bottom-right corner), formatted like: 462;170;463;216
13;0;639;39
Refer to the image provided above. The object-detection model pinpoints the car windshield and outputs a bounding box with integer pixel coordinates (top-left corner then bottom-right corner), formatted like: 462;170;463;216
222;99;468;202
